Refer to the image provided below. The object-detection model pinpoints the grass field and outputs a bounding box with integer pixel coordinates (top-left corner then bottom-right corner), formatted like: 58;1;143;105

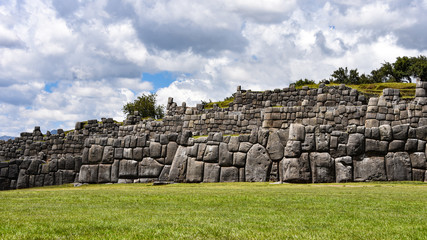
0;182;426;239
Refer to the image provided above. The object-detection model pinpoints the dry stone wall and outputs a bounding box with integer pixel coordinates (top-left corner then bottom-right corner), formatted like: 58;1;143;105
1;81;427;190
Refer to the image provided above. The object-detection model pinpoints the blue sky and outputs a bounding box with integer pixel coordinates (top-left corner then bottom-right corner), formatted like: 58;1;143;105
0;0;427;136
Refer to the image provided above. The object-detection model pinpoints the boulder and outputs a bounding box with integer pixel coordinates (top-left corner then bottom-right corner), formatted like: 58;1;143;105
310;152;334;183
266;131;284;161
186;158;204;183
347;133;364;156
335;156;353;183
203;163;220;183
150;142;162;158
203;145;219;163
79;165;99;183
98;164;111;183
168;146;188;182
118;160;138;178
284;141;301;158
385;152;412;181
166;142;178;165
139;158;164;178
102;146;114;163
245;144;272;182
282;153;311;183
233;152;246;167
88;145;103;163
218;143;233;167
315;133;329;152
289;123;305;141
354;157;386;181
220;167;239;182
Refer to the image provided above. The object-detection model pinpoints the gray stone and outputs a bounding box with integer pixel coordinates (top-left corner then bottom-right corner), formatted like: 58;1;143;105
48;159;57;172
218;143;233;167
238;142;253;153
289;123;305;141
412;169;425;181
133;147;143;161
27;160;42;175
347;133;364;156
166;142;178;165
282;153;311;183
258;128;270;146
228;136;240;152
315;133;329;152
203;145;219;163
123;148;133;159
114;148;123;159
410;152;426;169
392;124;409;140
365;139;388;154
245;144;272;182
119;160;138;178
310;152;335;183
335;156;353;183
301;133;315;152
139;158;164;178
168;146;188;182
203;163;220;183
220;167;239;182
284;141;301;158
186;157;204;183
385;152;412;181
150;142;162;158
111;160;119;183
79;165;99;183
158;165;171;181
354;157;386;181
266;131;284;161
388;140;405;152
16;169;28;189
98;164;111;183
89;145;103;163
102;146;114;163
233;152;246;167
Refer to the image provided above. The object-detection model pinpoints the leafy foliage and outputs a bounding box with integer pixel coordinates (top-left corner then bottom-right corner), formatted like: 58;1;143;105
294;78;316;87
122;93;164;119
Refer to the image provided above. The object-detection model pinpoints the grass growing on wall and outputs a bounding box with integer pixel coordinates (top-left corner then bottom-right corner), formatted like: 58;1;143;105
204;97;235;109
0;182;426;239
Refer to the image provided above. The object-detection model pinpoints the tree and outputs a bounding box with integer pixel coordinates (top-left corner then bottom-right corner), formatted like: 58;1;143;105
409;55;427;81
330;67;360;84
122;93;164;119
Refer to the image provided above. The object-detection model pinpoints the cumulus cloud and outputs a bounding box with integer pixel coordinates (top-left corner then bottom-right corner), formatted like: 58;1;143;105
0;0;427;136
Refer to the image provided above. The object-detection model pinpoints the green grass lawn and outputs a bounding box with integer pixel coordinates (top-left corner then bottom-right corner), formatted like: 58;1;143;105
0;182;426;240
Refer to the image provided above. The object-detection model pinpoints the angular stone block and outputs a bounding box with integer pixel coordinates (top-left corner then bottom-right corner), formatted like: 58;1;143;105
98;164;111;183
111;160;119;183
410;152;426;169
379;125;392;141
139;158;164;178
16;169;28;189
62;170;76;184
220;167;239;182
412;169;425;181
114;148;123;159
266;131;284;161
388;140;405;152
150;142;162;158
102;146;114;163
79;165;99;183
168;146;188;182
119;160;138;178
282;153;311;183
385;152;412;181
335;156;353;183
392;124;409;140
310;152;334;183
203;163;220;183
133;147;143;161
233;152;246;167
347;133;364;156
301;133;315;152
89;145;103;163
203;145;219;163
166;142;178;165
228;136;240;152
238;142;253;153
289;123;305;141
354;157;386;181
284;140;301;158
315;133;330;152
245;144;272;182
219;143;233;167
159;165;172;182
123;148;133;159
186;158;204;183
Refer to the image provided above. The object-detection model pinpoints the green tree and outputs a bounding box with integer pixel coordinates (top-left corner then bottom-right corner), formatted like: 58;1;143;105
409;55;427;81
330;67;360;84
122;93;164;119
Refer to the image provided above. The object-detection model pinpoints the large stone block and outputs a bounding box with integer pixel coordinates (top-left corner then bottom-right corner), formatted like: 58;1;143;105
310;152;334;183
203;163;220;183
102;146;114;163
410;152;426;169
16;169;28;189
335;156;353;183
245;144;272;182
133;147;143;161
379;125;392;141
97;164;111;183
89;145;103;163
301;133;315;152
27;160;42;175
186;158;204;183
62;170;76;184
228;136;240;152
347;133;364;156
289;123;305;141
392;124;409;140
266;131;284;161
284;141;301;158
354;157;386;181
365;139;388;154
282;153;311;183
150;142;162;158
203;145;219;163
168;146;188;182
412;169;425;181
385;152;412;181
233;152;246;167
388;140;405;152
158;165;171;181
138;158;163;178
166;142;178;165
79;165;99;183
218;143;233;167
111;160;119;183
315;133;329;152
123;148;133;159
238;142;253;153
220;167;239;182
119;160;138;178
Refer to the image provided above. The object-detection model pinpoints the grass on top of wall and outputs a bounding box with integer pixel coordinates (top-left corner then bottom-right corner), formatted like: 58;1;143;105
0;182;426;240
295;82;416;98
204;97;235;109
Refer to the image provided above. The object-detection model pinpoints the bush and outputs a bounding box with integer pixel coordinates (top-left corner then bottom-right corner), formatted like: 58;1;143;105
122;93;164;119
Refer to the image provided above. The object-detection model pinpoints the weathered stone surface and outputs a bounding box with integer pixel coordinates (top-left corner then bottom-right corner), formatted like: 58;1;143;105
392;124;409;140
16;169;28;189
282;153;311;183
410;152;426;169
301;133;315;152
203;163;220;182
111;160;119;183
102;146;114;163
186;157;203;183
284;140;301;158
388;140;405;152
79;165;99;183
119;160;138;178
233;152;246;167
412;169;425;181
168;146;188;182
266;131;284;161
27;160;42;175
335;156;353;183
89;145;103;163
98;164;111;183
354;157;386;181
289;123;305;141
238;142;253;153
218;143;233;167
315;133;329;152
114;148;123;159
310;152;334;183
220;167;239;182
203;145;219;163
166;142;178;165
228;136;240;152
245;144;272;182
365;139;388;153
139;158;163;178
123;148;133;159
385;152;412;181
149;142;162;158
347;133;364;156
379;125;392;141
158;165;171;181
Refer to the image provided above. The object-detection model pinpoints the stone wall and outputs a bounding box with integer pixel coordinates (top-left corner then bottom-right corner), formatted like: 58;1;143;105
1;81;427;190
